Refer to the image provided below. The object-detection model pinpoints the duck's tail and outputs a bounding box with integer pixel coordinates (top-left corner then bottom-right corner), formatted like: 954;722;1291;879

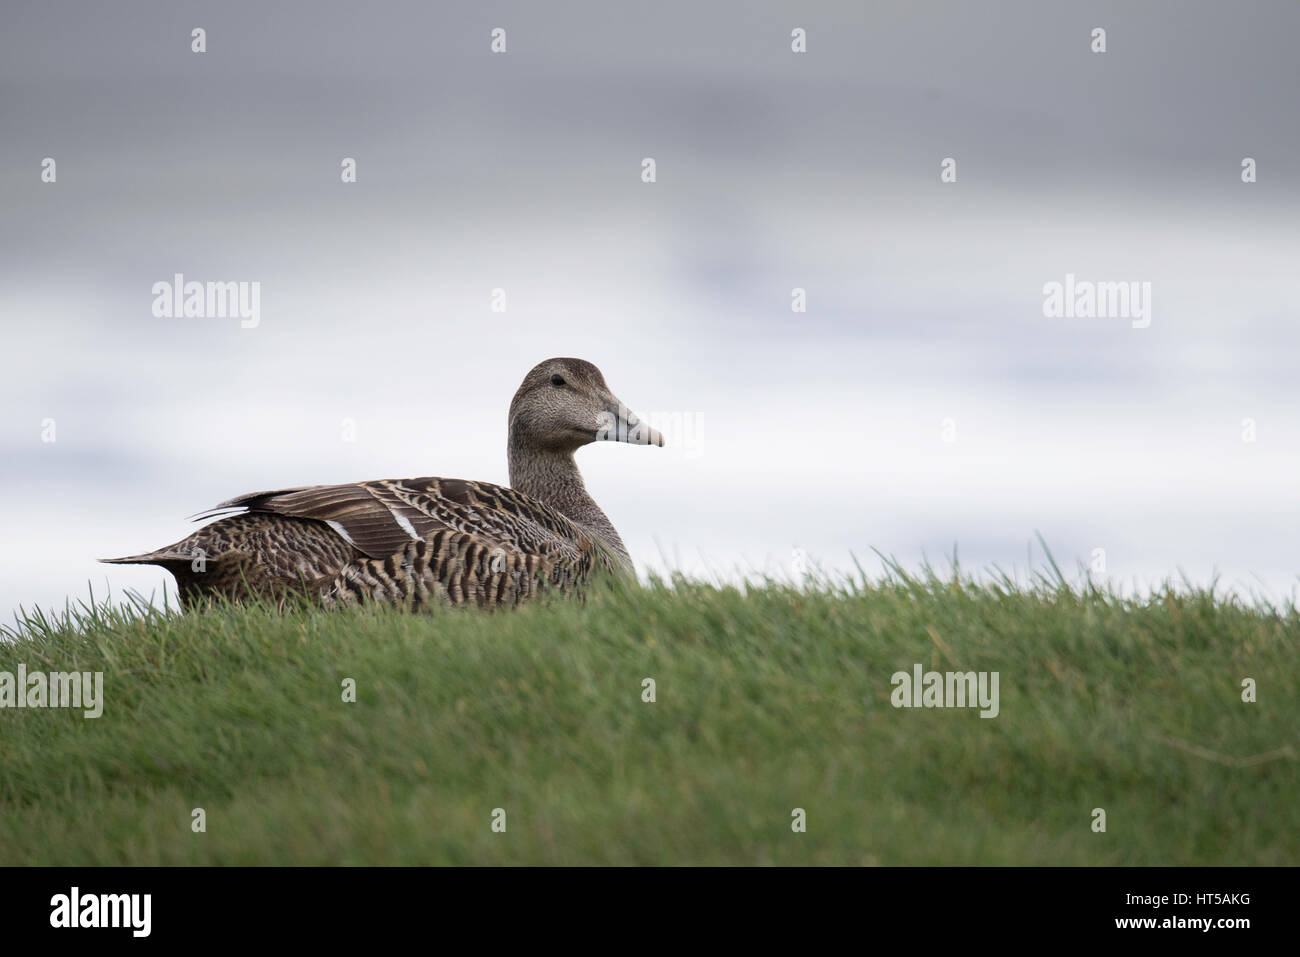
99;549;192;566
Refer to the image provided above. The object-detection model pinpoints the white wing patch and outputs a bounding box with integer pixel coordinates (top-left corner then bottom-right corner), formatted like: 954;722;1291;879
325;520;357;546
391;512;420;539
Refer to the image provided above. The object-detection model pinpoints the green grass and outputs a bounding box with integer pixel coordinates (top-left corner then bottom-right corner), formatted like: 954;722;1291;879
1;566;1296;865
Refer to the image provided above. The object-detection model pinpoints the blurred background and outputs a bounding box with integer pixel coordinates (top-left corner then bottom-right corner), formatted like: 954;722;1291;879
2;0;1299;622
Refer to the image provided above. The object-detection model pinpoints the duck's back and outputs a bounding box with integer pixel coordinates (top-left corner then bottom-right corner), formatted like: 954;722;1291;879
103;477;614;608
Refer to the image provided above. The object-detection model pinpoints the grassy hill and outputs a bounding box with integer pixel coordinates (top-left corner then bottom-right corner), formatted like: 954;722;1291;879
1;567;1296;865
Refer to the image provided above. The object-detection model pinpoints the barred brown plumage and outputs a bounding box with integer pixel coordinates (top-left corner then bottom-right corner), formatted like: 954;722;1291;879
101;358;664;609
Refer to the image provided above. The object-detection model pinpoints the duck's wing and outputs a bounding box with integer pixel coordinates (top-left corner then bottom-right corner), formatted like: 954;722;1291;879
211;477;596;567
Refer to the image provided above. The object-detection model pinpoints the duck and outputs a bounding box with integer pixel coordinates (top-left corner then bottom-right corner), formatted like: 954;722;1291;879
101;358;664;608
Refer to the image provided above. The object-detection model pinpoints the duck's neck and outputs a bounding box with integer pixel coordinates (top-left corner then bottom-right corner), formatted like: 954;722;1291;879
508;438;631;571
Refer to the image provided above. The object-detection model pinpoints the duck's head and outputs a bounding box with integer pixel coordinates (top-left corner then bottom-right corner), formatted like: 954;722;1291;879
509;358;665;452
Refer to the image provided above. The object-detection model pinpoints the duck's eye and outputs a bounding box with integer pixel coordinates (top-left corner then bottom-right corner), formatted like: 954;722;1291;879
550;374;566;387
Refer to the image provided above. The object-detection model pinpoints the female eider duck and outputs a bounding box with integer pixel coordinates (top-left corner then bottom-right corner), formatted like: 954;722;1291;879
102;358;663;608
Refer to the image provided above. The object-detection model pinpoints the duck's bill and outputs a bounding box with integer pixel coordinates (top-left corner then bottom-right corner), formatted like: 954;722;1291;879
597;402;665;447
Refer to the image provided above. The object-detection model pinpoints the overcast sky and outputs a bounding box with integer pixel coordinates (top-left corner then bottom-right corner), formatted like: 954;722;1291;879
3;1;1300;621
